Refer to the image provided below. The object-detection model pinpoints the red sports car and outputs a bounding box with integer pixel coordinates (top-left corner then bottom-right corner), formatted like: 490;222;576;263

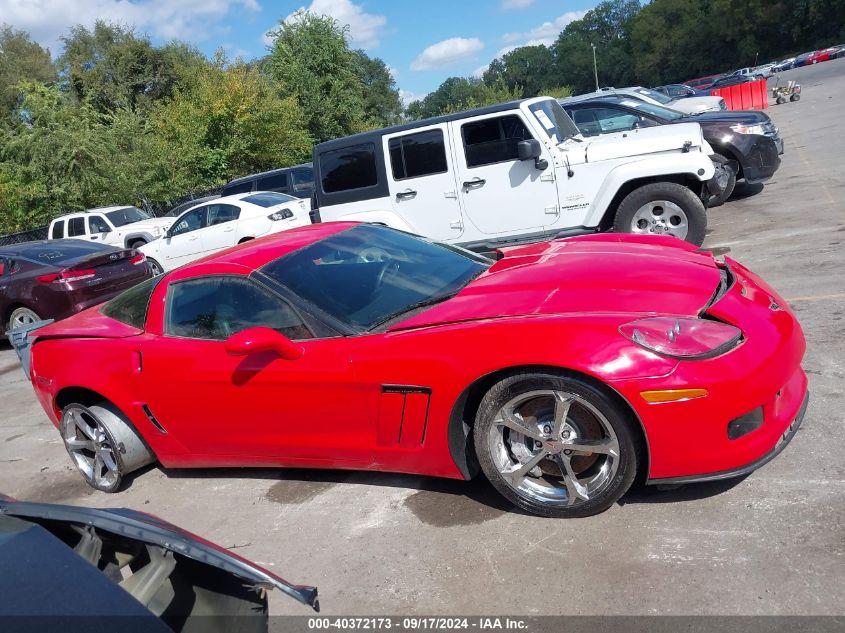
15;223;808;518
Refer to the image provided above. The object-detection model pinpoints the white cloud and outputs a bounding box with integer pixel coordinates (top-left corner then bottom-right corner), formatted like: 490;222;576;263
286;0;386;49
410;37;484;71
387;65;399;79
399;88;424;106
501;0;535;9
502;10;587;46
0;0;260;53
472;64;489;78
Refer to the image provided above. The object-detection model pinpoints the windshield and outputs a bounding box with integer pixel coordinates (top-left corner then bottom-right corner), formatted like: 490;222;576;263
631;87;674;105
260;225;490;331
242;192;298;208
529;100;581;143
105;207;152;227
615;98;685;121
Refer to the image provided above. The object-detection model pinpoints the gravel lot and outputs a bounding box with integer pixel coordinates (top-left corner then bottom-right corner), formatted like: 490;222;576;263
1;59;843;617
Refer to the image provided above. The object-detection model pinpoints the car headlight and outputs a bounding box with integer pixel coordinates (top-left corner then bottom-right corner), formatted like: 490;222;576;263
619;317;742;359
730;123;767;135
268;209;294;221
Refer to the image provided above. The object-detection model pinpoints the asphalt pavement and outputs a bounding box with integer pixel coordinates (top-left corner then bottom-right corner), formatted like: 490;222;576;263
0;58;843;617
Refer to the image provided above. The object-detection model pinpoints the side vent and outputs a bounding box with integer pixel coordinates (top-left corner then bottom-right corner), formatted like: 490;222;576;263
377;385;432;447
142;404;168;434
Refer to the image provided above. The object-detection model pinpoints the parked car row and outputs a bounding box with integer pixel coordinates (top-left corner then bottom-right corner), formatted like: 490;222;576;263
5;87;807;525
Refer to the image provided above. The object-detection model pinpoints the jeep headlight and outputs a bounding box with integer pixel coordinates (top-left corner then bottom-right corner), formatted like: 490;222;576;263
730;123;767;135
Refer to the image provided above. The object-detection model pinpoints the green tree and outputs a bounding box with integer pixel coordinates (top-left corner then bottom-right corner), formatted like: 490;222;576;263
552;0;641;93
483;45;556;97
265;11;368;143
58;21;196;112
0;25;56;114
151;54;312;197
406;77;521;120
354;50;403;126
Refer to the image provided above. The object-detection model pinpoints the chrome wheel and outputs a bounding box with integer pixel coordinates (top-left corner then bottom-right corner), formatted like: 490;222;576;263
9;307;39;330
630;200;689;240
487;390;620;507
61;405;122;491
148;259;164;276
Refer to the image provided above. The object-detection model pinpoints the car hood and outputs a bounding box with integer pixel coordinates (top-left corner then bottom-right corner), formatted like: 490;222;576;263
391;234;722;331
121;217;173;233
682;109;770;125
578;122;706;163
668;96;723;113
0;496;319;611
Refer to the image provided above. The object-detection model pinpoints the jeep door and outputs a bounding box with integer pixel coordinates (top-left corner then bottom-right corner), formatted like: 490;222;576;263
382;124;464;241
449;112;557;238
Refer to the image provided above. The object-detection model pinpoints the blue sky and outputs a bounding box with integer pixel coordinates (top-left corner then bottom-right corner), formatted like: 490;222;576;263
1;0;597;103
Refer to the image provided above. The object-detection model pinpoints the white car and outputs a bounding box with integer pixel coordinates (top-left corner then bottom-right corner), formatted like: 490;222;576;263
571;86;725;114
47;206;173;249
139;191;310;274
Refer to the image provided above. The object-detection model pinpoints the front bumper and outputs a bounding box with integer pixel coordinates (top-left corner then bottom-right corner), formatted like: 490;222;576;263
739;133;781;183
611;258;808;482
648;390;808;485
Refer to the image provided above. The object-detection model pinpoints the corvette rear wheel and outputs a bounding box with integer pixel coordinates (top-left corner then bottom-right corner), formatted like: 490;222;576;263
60;402;154;492
475;373;639;518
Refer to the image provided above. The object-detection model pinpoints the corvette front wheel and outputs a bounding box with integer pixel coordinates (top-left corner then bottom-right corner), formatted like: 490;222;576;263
474;373;640;518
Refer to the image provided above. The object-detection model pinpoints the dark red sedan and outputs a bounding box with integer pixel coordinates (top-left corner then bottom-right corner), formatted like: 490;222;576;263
1;239;151;336
18;223;808;518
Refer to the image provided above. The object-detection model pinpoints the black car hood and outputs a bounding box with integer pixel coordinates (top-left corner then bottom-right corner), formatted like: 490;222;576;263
682;109;769;125
0;496;319;611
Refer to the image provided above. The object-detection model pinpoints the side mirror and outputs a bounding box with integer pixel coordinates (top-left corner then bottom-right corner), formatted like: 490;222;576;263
100;226;112;234
225;327;303;361
517;139;548;171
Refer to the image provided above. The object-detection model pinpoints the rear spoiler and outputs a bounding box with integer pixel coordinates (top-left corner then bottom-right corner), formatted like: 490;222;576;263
8;319;53;378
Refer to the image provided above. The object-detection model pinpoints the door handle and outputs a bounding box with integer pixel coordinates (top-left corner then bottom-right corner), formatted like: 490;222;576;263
463;178;486;189
396;188;417;200
90;236;97;240
189;236;199;241
223;226;234;232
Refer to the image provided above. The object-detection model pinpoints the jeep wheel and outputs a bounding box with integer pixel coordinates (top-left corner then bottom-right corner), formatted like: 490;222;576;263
129;239;147;250
614;182;707;246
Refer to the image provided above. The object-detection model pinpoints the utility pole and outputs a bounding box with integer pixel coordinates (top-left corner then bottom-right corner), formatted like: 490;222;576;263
591;43;599;90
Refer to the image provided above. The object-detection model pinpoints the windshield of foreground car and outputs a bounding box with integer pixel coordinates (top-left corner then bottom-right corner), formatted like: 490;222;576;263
529;100;581;144
105;207;152;227
631;87;674;105
260;225;491;331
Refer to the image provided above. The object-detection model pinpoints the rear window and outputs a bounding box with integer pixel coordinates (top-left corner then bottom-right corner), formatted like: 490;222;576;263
67;217;86;237
18;241;113;265
257;172;289;191
50;220;65;239
242;192;298;208
101;276;163;329
222;180;254;196
388;129;448;180
320;143;378;193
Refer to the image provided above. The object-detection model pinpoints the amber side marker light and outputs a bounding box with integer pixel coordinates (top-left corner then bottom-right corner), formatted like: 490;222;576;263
641;389;708;403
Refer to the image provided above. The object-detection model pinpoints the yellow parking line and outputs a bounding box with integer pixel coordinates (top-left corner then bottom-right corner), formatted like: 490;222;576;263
787;293;845;302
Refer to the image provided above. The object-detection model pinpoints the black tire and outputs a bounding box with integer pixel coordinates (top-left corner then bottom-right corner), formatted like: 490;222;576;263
238;237;254;244
776;96;786;105
707;154;737;207
613;182;707;246
790;94;800;102
7;306;41;332
128;239;147;250
473;372;640;518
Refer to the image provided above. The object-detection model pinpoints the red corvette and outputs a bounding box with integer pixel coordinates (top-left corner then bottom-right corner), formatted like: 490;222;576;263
16;223;808;518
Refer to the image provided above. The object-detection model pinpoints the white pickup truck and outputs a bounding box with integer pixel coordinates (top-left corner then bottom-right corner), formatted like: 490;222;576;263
311;97;727;249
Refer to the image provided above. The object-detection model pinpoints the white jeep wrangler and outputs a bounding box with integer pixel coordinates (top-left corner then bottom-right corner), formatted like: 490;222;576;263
311;97;727;249
47;206;173;249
